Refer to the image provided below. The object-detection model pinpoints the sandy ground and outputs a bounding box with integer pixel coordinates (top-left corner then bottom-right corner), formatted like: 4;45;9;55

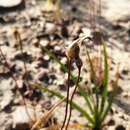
0;0;130;130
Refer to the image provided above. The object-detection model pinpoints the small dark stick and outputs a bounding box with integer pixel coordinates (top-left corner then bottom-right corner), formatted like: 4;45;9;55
61;59;71;130
14;30;28;77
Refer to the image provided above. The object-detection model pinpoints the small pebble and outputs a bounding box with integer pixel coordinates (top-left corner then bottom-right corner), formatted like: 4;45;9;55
115;125;126;130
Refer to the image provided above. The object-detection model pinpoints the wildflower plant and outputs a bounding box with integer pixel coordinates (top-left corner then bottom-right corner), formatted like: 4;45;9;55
33;34;118;130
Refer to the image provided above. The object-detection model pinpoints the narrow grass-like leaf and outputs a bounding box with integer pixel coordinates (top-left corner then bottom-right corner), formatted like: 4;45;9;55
101;71;118;122
86;49;96;84
85;48;97;108
102;42;109;96
32;83;95;126
99;42;109;116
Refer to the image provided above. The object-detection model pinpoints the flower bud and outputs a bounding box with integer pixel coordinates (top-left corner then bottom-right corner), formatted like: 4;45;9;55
66;43;80;60
75;58;82;69
66;35;91;61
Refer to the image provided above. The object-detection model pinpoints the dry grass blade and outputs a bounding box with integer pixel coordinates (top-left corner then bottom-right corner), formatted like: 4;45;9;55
31;97;66;130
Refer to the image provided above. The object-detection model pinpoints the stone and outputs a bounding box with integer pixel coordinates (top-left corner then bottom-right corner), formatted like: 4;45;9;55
0;0;23;8
45;22;57;35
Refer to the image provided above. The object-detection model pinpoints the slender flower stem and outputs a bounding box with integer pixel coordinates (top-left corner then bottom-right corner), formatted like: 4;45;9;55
61;59;71;130
65;65;81;130
99;0;102;17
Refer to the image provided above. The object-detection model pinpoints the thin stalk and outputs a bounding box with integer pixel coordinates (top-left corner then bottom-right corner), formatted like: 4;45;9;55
99;0;102;17
85;47;96;107
99;43;108;116
61;59;71;130
65;65;81;130
14;30;28;79
90;0;96;31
